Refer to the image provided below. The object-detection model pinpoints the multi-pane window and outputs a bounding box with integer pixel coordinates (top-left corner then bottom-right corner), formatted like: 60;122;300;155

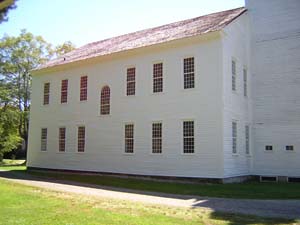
80;76;88;101
243;68;247;97
286;145;294;151
245;125;250;155
152;122;162;153
265;145;273;151
183;57;195;89
183;121;194;153
43;83;50;105
232;60;236;91
232;121;237;154
61;79;68;103
77;126;85;152
153;63;163;93
125;124;134;153
126;67;135;96
100;86;110;115
41;128;47;151
59;127;66;152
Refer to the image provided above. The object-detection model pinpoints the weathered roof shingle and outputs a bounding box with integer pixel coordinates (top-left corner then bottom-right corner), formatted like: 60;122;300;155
38;7;246;71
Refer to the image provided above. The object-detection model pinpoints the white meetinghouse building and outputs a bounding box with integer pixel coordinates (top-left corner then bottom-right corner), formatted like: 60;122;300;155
27;0;300;182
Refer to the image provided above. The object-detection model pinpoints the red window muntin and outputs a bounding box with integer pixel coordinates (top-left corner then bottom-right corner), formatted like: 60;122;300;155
80;76;88;101
61;79;68;103
153;63;163;93
43;83;50;105
125;124;134;153
59;127;66;152
126;68;135;96
100;86;110;115
77;126;85;152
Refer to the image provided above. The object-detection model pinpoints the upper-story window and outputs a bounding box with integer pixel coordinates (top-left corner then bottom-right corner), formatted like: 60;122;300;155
100;86;110;115
80;76;88;101
43;82;50;105
126;67;135;96
61;79;68;103
153;63;163;93
232;121;237;154
183;57;195;89
232;60;236;91
41;128;47;151
243;68;247;97
183;121;194;153
59;127;66;152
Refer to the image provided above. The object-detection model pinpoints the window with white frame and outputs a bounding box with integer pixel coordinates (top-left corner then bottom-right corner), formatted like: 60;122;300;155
245;125;250;154
243;68;247;97
125;124;134;153
61;79;68;103
59;127;66;152
41;128;47;151
183;121;194;153
126;67;136;96
43;83;50;105
100;86;110;115
183;57;195;89
232;60;236;91
77;126;85;152
80;76;88;101
232;121;237;154
153;63;163;93
152;122;162;153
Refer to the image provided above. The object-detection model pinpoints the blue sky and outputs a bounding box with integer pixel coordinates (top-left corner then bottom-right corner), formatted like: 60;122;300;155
1;0;244;47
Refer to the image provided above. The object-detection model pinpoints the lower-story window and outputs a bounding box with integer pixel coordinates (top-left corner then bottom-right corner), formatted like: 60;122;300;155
183;121;194;153
77;126;85;152
125;124;134;153
232;121;237;154
152;122;162;153
59;127;66;152
41;128;47;151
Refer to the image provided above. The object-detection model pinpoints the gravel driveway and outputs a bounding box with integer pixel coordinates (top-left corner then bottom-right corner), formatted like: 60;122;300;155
0;170;299;220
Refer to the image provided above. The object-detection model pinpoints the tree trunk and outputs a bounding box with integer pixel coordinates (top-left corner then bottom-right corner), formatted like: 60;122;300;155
0;153;3;163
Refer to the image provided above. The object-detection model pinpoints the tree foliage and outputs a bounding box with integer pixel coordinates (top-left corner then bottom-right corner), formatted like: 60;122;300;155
55;41;76;57
0;30;75;160
0;0;17;23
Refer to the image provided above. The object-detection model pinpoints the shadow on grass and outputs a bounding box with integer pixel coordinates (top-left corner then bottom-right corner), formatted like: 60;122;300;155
0;168;299;224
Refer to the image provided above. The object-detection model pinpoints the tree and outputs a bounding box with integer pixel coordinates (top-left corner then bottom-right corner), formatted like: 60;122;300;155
0;0;17;23
0;30;75;160
55;41;76;57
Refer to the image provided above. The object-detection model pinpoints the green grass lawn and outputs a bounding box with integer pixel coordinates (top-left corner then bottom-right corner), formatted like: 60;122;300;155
1;162;300;200
0;179;297;225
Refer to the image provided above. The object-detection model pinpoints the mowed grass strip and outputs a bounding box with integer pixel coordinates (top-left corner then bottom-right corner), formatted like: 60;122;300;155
0;179;296;225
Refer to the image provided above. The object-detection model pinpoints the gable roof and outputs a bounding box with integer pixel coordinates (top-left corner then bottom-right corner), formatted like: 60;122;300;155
38;7;246;71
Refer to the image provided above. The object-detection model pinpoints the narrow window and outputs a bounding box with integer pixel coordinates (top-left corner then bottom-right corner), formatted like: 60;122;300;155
100;86;110;115
126;67;135;96
243;68;247;96
80;76;88;101
61;79;68;103
59;127;66;152
265;145;273;151
43;83;50;105
232;121;237;154
152;122;162;153
232;60;236;91
153;63;163;93
125;124;134;153
41;128;47;151
286;145;294;151
245;125;250;154
183;57;195;89
77;126;85;152
183;121;194;153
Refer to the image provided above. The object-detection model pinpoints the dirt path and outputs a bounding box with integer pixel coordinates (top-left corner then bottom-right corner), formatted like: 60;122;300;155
0;170;299;220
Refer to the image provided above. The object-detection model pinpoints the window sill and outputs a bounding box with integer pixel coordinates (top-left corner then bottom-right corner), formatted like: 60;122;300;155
181;152;196;156
246;154;252;157
79;100;88;103
151;91;165;96
123;152;135;156
181;87;195;93
98;114;112;118
232;153;239;157
264;150;274;153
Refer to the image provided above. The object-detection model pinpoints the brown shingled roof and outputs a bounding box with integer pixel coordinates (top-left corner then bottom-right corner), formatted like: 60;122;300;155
38;7;246;71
